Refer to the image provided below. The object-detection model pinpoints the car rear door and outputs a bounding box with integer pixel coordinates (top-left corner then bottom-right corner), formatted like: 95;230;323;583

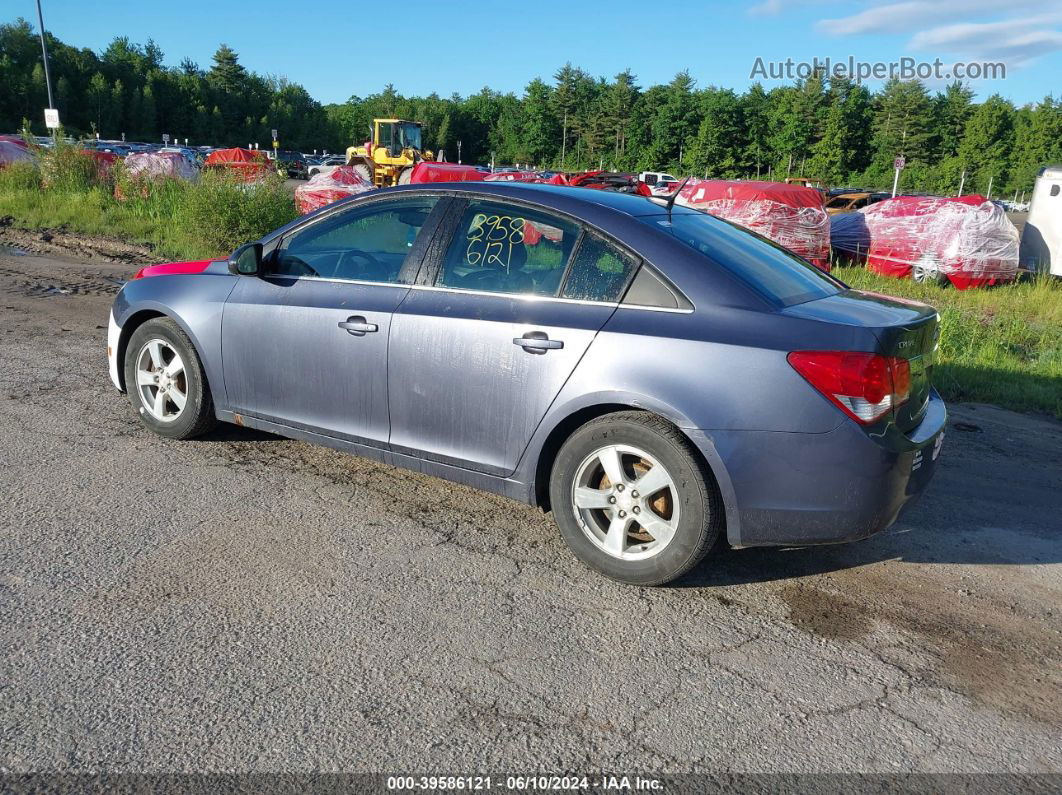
387;197;640;476
222;195;443;446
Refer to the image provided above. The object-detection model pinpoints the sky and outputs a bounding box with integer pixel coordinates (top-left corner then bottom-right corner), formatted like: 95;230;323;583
22;0;1062;105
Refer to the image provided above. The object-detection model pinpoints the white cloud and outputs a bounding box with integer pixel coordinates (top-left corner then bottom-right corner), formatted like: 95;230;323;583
815;1;1062;70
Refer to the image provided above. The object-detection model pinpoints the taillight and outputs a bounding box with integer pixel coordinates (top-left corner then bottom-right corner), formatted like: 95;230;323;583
788;351;911;424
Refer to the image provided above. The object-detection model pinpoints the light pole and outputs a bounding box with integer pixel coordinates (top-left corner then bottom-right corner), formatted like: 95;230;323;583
36;0;57;142
35;0;55;109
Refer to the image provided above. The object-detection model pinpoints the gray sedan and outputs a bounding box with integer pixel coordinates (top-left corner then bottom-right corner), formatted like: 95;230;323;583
107;183;945;585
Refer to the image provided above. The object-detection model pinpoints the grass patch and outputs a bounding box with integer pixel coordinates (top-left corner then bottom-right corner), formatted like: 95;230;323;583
0;141;295;262
834;265;1062;419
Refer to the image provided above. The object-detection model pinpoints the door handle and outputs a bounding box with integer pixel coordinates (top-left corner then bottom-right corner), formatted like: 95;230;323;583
338;316;378;335
513;332;563;352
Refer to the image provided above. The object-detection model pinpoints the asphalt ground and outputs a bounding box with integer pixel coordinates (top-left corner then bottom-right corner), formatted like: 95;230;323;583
0;249;1059;774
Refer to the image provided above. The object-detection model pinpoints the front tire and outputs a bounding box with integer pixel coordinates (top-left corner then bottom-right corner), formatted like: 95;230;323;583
351;163;373;184
549;412;721;586
912;264;948;286
123;317;217;440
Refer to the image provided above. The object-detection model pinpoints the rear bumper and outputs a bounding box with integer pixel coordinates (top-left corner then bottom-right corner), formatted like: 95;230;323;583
704;390;946;547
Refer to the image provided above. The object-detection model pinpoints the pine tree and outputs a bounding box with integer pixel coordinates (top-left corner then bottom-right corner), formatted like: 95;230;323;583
207;44;246;94
957;94;1015;194
807;98;848;184
871;79;934;167
689;88;744;178
601;70;639;160
1008;97;1062;192
646;71;698;171
932;81;974;158
741;83;770;177
521;78;558;166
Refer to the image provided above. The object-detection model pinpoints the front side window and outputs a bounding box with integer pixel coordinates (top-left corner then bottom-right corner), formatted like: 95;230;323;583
376;123;393;152
272;198;438;283
561;234;639;302
435;200;580;296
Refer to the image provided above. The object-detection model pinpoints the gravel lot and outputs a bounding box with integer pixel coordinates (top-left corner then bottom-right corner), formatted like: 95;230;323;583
0;249;1059;774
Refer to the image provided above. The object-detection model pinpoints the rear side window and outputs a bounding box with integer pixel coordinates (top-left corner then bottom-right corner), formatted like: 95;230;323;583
562;234;638;302
643;211;843;306
435;200;580;296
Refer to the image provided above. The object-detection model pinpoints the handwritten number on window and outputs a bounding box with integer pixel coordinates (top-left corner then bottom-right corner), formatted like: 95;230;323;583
466;214;526;271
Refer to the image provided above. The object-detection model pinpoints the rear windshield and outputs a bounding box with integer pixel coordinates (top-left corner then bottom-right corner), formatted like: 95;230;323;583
641;210;844;306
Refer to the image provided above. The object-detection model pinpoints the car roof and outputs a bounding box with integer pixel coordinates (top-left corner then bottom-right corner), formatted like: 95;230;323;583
386;181;666;217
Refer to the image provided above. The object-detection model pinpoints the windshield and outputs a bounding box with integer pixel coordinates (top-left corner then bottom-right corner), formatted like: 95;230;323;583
395;123;422;151
641;210;844;306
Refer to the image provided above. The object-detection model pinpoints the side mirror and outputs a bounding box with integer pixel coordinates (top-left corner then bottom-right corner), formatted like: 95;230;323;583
228;242;262;276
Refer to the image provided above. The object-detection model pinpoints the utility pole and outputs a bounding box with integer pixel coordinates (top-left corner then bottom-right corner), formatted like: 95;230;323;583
957;169;965;197
457;140;462;164
986;174;993;200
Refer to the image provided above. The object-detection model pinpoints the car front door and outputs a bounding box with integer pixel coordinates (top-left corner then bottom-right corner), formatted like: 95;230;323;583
387;197;640;476
222;195;442;446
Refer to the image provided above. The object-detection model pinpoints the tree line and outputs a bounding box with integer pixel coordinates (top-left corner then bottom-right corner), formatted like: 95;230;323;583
3;17;1061;196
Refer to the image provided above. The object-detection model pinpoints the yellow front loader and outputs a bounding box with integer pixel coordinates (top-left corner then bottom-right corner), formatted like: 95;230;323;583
345;118;435;187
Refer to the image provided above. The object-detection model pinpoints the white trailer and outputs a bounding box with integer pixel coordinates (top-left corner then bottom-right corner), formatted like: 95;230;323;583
1019;165;1062;277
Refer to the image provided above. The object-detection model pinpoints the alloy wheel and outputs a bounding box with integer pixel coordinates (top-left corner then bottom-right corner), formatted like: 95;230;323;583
134;338;187;422
571;444;680;560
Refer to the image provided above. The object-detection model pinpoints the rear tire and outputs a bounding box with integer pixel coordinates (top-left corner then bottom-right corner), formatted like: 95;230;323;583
549;411;721;586
123;317;217;440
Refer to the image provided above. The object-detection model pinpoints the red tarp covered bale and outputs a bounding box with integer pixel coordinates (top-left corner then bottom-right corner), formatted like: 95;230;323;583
295;166;375;214
830;195;1019;289
79;149;118;183
406;162;486;184
203;147;270;182
676;179;831;270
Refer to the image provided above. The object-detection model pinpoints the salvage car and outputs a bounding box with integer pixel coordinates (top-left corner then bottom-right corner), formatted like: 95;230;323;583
107;183;946;585
307;154;346;179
